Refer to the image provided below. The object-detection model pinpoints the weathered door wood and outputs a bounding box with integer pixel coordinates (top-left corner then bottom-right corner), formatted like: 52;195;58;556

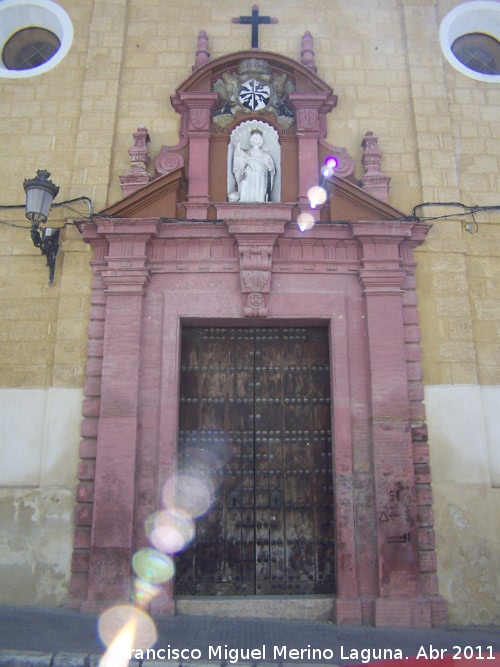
176;327;335;595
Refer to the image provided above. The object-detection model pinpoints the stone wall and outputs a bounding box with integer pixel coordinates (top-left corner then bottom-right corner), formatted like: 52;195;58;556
0;0;498;621
0;388;82;604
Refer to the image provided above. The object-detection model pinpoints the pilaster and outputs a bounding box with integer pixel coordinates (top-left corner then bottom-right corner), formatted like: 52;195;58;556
287;91;337;205
79;219;158;610
66;231;107;609
331;297;362;626
171;91;220;217
354;221;429;626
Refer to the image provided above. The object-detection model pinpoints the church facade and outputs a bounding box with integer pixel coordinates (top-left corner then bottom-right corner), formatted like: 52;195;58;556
0;0;499;626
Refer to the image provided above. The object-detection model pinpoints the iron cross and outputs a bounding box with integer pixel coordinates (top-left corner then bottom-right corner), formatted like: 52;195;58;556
232;5;278;49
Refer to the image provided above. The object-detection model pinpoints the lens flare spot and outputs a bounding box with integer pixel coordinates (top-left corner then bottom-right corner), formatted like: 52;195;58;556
132;548;175;584
324;155;338;170
163;472;215;519
297;212;315;232
147;508;195;554
99;615;137;667
307;185;327;209
181;430;230;473
133;577;161;608
98;604;157;653
320;164;334;178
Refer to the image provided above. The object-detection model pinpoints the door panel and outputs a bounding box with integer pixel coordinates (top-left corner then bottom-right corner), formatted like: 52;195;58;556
176;327;335;596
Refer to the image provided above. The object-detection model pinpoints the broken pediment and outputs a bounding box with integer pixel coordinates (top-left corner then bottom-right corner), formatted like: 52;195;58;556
324;175;405;222
103;168;186;219
107;143;399;224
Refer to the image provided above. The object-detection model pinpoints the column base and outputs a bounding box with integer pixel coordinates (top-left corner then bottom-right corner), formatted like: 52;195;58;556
80;599;125;614
374;597;432;627
62;598;84;611
429;596;449;626
333;596;447;627
150;596;175;615
332;598;362;625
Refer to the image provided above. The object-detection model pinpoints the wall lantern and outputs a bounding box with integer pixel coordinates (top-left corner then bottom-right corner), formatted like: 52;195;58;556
23;169;60;285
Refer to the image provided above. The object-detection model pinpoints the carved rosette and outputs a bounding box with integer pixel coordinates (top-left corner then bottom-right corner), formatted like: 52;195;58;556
243;291;267;317
212;58;296;128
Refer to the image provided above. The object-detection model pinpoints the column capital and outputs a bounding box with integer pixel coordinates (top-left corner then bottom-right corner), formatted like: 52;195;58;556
171;91;219;133
351;223;409;294
359;269;406;295
95;217;160;237
287;90;337;113
101;269;151;296
172;90;220;112
351;220;413;240
79;218;159;296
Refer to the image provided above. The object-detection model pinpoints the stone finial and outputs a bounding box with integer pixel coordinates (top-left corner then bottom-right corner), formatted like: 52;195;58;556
360;131;391;203
119;126;152;197
301;31;317;73
193;30;210;71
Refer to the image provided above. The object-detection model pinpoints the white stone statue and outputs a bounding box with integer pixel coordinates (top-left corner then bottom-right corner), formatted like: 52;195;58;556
227;121;281;203
232;131;275;203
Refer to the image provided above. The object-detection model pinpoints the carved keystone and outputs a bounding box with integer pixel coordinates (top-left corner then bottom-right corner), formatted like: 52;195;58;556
226;221;284;318
239;244;273;317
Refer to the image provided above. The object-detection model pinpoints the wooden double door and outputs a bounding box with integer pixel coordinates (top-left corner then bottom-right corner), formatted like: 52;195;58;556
176;326;335;595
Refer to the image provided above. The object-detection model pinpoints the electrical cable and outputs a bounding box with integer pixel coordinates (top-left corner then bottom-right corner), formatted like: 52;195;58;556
411;201;500;220
0;196;93;223
0;199;499;229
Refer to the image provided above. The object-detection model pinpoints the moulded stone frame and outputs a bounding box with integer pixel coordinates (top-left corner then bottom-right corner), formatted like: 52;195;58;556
70;213;446;626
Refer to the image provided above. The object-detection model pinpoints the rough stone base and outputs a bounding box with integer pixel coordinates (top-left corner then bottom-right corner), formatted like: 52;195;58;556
175;596;333;621
80;600;119;614
430;596;449;626
150;596;176;615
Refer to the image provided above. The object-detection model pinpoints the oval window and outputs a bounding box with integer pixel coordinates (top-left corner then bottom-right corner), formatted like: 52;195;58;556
439;1;500;83
3;27;61;71
0;0;73;79
451;32;500;75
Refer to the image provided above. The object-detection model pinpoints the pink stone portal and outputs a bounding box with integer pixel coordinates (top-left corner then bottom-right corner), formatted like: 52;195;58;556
69;48;446;627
